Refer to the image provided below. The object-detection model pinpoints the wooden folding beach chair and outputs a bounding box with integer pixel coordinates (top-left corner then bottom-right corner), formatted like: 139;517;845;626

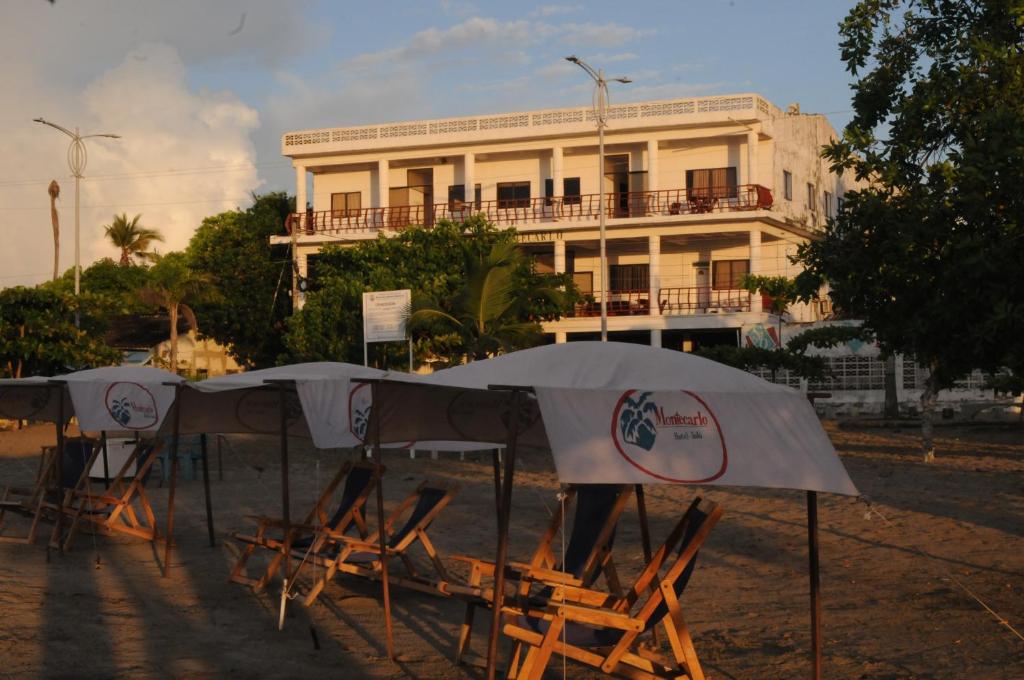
60;438;163;550
501;497;723;680
449;484;634;665
229;460;379;591
302;479;460;606
0;438;98;546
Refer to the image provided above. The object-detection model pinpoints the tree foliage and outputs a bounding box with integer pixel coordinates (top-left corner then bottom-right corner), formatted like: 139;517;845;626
47;259;151;315
797;1;1024;389
283;217;578;366
139;253;219;372
0;287;120;378
408;239;567;363
186;192;293;368
103;213;164;266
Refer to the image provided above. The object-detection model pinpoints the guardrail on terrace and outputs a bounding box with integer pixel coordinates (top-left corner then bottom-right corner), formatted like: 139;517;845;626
285;185;773;236
283;95;779;151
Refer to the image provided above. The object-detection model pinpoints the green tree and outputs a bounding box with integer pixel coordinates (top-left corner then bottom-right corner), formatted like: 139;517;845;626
104;213;164;266
408;239;566;363
740;274;799;347
283;217;577;366
186;192;293;368
139;253;219;373
46;259;151;315
796;1;1024;460
0;286;120;378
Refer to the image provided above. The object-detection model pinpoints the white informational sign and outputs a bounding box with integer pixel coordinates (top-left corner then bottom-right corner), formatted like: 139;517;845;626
362;289;411;343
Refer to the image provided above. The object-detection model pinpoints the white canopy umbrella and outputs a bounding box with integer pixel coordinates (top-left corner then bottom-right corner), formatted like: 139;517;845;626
0;366;183;556
352;342;857;677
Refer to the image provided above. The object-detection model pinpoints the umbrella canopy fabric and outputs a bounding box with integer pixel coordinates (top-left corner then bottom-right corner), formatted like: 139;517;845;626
1;367;183;432
0;377;65;423
60;366;184;433
364;342;858;496
175;362;389;441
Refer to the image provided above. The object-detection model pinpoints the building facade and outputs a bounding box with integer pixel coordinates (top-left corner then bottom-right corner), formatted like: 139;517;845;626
277;94;856;351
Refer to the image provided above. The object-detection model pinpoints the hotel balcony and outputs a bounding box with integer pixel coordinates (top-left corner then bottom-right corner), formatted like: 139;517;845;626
285;184;774;237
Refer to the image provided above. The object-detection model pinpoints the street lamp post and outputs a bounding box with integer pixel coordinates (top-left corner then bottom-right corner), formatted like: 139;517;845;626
33;118;120;319
566;56;631;341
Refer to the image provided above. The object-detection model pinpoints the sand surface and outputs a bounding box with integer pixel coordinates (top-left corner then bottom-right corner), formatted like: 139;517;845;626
1;421;1022;679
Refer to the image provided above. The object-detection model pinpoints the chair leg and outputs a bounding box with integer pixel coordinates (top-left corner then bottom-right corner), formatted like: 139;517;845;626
455;601;476;665
519;616;564;680
505;641;523;679
662;589;704;680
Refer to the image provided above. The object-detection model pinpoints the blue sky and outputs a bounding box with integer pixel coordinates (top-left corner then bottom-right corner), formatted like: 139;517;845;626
0;1;859;285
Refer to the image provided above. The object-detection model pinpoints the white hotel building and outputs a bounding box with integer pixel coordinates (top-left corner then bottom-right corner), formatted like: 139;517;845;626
278;93;853;353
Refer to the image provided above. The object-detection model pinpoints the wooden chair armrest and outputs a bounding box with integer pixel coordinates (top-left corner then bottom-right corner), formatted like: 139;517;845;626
509;602;642;632
517;566;584;587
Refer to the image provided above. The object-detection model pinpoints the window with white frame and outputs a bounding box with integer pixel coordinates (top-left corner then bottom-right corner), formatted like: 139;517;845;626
783;170;793;200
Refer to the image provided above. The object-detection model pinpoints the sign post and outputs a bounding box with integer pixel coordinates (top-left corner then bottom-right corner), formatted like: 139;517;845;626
362;289;413;371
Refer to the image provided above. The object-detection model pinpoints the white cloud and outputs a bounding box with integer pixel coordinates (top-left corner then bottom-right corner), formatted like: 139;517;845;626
0;44;261;286
560;22;653;47
529;4;583;18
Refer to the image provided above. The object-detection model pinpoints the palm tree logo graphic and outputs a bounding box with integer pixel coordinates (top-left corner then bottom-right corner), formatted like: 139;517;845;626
110;397;133;426
618;391;658;451
352;406;371;441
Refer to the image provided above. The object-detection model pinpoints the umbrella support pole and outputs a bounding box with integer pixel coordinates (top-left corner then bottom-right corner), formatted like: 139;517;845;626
486;389;524;680
200;433;215;547
278;384;292;631
807;490;821;680
163;385;182;578
370;383;395;659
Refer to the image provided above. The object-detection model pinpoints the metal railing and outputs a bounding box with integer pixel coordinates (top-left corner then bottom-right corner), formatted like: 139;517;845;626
658;287;751;315
285;185;773;236
571;289;651;317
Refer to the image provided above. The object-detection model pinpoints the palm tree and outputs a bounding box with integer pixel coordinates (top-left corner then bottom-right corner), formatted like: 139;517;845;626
104;213;164;266
408;240;565;363
139;253;219;372
47;180;60;280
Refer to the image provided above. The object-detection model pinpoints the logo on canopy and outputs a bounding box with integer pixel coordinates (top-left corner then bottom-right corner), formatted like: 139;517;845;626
0;387;52;420
347;383;415;447
105;382;158;429
611;390;727;483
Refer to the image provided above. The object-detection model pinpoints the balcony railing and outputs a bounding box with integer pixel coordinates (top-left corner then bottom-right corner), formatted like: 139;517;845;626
658;287;751;314
566;287;752;318
285;184;773;236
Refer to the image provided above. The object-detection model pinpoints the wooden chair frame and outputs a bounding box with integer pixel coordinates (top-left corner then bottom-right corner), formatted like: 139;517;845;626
302;480;460;606
61;438;163;550
448;484;634;666
229;460;378;592
501;497;723;680
0;445;61;545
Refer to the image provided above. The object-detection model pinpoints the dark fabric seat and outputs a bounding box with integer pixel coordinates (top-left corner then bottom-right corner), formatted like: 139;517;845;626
291;465;374;551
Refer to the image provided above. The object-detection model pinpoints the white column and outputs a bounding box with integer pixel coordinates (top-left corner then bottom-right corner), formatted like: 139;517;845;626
646;140;659;192
295;165;307;211
749;229;763;313
463;152;475;206
648;234;660;316
551;146;563;218
651;329;662;348
377;159;389;208
746;130;759;187
555;239;567;346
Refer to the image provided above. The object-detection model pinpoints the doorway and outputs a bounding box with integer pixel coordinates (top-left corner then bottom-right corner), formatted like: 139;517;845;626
389;168;434;228
604;154;629;217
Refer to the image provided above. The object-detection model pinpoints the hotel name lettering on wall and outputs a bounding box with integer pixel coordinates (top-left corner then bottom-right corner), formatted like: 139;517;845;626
516;231;564;243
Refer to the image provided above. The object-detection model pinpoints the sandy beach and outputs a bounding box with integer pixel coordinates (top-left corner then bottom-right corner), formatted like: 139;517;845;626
1;420;1022;679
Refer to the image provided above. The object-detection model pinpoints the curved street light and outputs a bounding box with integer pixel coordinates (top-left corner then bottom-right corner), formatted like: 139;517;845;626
565;57;631;341
33;118;121;314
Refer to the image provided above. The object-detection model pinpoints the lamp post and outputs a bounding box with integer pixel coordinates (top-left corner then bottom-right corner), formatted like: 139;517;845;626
33;118;120;322
565;56;631;341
